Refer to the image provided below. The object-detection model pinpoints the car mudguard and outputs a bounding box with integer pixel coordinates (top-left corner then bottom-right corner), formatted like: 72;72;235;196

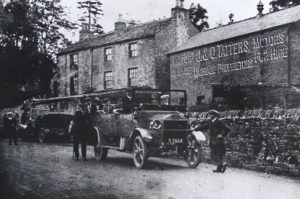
192;130;206;143
124;128;153;151
92;126;109;147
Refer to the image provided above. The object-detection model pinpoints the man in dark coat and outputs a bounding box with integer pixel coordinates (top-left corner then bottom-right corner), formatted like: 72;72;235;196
72;98;92;160
195;110;230;173
4;112;18;145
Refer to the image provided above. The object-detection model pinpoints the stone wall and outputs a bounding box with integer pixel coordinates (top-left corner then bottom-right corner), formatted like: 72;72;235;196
191;109;300;177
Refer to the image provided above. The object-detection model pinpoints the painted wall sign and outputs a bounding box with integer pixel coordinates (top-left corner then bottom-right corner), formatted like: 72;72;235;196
171;32;288;78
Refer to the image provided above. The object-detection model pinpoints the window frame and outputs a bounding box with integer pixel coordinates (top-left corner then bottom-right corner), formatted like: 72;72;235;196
70;53;78;69
129;42;138;58
128;67;138;87
104;71;113;89
70;75;79;95
104;47;112;61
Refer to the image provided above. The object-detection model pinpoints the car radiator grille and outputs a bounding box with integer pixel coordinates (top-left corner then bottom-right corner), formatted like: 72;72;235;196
162;121;188;144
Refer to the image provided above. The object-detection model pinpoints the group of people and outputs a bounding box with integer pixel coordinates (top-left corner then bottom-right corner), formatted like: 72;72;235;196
71;96;125;160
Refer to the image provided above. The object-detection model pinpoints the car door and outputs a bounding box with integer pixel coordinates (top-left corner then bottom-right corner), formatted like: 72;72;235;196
117;113;134;137
99;113;115;136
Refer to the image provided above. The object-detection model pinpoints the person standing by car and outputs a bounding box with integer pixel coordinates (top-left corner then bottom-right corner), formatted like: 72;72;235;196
72;98;92;160
4;112;18;145
194;110;230;173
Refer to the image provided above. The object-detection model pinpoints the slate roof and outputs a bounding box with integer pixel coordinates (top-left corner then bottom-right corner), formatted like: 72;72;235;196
58;18;172;55
168;5;300;55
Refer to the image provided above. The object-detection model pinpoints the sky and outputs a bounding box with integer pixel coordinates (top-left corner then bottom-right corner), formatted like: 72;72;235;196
60;0;273;41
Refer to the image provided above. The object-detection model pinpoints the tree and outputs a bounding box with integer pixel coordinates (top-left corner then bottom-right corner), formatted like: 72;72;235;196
189;3;209;32
78;0;103;35
270;0;300;11
31;0;77;59
0;0;76;107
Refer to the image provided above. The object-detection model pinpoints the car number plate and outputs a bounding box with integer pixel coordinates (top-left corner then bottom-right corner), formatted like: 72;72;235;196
167;138;183;145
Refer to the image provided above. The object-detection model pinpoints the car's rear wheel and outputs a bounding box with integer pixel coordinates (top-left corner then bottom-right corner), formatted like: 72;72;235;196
38;128;47;143
186;135;202;168
132;135;148;169
94;131;108;161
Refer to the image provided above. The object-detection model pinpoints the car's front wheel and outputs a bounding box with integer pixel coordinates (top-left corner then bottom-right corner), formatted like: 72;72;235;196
132;135;148;169
38;128;47;143
186;135;202;168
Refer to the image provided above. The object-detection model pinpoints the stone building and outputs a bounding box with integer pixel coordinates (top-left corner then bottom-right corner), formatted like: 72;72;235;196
168;3;300;110
55;0;198;97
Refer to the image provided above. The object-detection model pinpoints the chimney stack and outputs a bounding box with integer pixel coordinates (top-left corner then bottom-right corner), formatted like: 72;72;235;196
79;23;92;41
115;14;126;30
257;0;264;16
180;0;184;8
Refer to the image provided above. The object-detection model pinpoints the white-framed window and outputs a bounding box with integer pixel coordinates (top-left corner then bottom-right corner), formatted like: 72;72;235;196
70;53;78;69
104;71;113;89
70;75;78;95
105;47;112;61
129;42;138;57
128;67;138;87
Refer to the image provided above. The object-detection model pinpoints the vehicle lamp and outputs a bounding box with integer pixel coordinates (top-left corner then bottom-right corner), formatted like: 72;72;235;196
150;120;162;130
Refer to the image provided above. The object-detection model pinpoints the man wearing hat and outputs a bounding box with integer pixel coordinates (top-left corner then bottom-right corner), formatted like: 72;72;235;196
4;112;18;145
72;98;92;160
194;110;230;173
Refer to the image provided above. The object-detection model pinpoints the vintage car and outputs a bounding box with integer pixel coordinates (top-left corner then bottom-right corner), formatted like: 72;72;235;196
35;113;74;143
91;88;206;169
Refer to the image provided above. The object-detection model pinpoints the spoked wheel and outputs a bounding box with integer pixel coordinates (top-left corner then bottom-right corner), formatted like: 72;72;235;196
132;135;148;169
94;131;108;161
38;128;46;143
186;134;202;168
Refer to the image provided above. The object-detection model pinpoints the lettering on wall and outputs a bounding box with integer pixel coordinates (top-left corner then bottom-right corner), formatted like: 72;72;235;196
171;33;288;78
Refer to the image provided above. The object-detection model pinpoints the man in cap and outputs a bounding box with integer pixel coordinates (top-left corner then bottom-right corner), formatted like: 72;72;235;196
4;112;18;145
194;110;230;173
71;98;92;160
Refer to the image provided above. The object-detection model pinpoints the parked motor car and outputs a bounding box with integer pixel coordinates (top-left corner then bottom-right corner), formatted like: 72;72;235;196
35;113;74;143
90;88;206;169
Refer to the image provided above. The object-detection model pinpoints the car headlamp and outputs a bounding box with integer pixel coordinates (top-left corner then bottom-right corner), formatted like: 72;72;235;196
150;120;162;130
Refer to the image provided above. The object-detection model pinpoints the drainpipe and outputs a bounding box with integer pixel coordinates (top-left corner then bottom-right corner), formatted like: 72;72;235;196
286;23;294;108
287;23;294;87
91;49;94;91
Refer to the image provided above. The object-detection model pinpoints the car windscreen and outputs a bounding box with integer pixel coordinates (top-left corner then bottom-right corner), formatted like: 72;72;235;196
133;90;186;111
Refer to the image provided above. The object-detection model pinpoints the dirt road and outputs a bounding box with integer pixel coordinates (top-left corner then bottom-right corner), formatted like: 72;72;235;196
1;140;300;199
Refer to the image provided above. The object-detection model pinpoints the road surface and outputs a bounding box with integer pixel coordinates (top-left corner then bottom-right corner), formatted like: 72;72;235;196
0;140;300;199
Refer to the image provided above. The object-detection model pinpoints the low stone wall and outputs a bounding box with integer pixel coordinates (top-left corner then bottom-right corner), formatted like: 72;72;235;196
192;109;300;177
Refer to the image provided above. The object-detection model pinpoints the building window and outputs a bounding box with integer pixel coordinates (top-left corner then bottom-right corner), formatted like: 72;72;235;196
70;75;78;95
70;54;78;69
128;67;138;87
129;43;138;57
105;47;112;61
104;71;113;89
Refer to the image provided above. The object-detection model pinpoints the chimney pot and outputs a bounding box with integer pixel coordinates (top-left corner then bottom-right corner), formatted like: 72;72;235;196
257;0;264;16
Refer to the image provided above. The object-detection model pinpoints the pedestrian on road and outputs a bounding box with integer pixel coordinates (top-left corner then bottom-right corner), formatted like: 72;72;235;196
194;110;230;173
4;112;19;145
72;98;92;160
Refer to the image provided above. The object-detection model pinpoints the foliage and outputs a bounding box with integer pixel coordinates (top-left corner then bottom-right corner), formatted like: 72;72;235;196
78;0;103;35
31;0;77;59
0;0;76;107
189;3;209;32
270;0;300;11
